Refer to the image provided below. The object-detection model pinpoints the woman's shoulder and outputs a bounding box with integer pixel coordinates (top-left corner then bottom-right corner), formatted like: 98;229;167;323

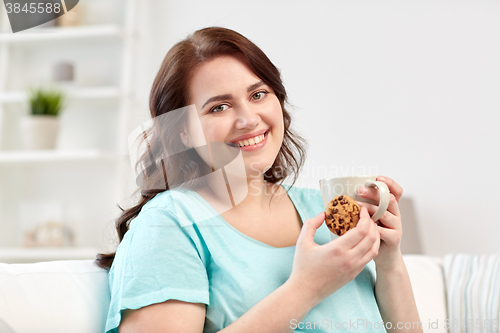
120;190;209;250
133;187;216;228
142;188;196;213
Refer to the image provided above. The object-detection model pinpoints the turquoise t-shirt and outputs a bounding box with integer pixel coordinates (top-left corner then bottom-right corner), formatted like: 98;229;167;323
105;185;386;332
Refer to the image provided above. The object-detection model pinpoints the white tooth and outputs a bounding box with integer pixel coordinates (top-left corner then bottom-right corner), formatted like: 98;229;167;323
243;140;249;146
238;141;244;147
260;134;264;141
254;136;261;144
248;138;255;145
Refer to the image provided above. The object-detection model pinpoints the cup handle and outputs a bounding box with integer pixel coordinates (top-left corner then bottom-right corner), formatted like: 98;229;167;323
364;180;390;222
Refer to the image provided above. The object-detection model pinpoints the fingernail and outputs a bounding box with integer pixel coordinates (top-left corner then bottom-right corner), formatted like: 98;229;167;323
358;187;365;195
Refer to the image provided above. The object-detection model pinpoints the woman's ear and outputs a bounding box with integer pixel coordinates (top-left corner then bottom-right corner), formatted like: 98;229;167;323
180;126;190;148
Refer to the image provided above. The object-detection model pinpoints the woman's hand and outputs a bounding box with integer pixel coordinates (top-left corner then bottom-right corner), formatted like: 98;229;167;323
356;176;403;271
288;207;380;306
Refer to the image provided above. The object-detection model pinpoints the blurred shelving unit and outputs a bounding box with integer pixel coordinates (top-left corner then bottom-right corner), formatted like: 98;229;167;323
0;150;121;163
0;86;121;103
0;247;98;264
0;24;123;43
0;0;138;262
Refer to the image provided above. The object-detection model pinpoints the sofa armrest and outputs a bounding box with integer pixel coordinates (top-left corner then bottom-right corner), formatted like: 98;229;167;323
0;259;109;333
403;255;448;333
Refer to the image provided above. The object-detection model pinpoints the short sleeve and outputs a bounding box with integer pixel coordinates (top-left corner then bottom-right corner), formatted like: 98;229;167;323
104;207;210;333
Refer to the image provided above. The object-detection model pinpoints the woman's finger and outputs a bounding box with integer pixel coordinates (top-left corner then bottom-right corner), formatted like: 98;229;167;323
356;201;378;216
387;193;401;217
350;215;379;258
357;192;400;217
357;186;380;202
334;207;370;249
377;225;401;248
360;230;380;263
357;201;399;230
376;176;403;202
297;212;325;247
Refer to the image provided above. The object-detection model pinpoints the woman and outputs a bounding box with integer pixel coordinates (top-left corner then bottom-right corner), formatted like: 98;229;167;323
97;27;422;333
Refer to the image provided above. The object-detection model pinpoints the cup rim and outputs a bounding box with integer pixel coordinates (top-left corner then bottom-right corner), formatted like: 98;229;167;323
319;175;378;184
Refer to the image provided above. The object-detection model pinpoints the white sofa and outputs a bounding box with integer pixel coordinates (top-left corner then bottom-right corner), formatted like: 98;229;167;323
0;255;447;333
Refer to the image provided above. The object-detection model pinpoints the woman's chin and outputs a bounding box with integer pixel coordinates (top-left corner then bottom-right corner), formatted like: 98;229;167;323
244;163;270;179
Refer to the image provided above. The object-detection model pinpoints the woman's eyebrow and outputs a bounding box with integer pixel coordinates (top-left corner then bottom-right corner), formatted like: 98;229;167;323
247;81;265;92
201;81;265;109
202;94;232;109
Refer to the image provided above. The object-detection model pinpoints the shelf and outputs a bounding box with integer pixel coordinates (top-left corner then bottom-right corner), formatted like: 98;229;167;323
0;247;99;263
0;149;122;163
0;25;124;43
0;0;137;252
0;86;121;104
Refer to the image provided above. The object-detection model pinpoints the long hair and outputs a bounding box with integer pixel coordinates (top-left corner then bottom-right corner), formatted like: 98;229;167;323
96;27;307;270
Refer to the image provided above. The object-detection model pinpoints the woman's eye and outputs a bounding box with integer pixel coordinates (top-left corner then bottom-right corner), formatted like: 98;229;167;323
210;104;229;113
251;91;268;101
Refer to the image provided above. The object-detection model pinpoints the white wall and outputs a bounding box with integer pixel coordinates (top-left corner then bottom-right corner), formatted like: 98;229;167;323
130;0;500;256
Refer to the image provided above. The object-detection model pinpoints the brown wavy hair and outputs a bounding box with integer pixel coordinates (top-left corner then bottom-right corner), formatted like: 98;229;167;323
95;27;307;270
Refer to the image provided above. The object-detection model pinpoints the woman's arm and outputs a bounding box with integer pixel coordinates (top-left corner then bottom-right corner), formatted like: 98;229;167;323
375;252;423;332
357;176;423;332
120;277;319;333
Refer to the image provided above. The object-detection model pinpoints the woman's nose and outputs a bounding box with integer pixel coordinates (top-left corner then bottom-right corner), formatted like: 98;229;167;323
234;104;260;129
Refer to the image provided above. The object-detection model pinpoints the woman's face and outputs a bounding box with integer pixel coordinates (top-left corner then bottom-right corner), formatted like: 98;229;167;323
185;54;284;178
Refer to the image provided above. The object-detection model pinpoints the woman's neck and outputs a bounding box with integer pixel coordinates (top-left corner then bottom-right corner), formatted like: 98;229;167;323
196;175;279;214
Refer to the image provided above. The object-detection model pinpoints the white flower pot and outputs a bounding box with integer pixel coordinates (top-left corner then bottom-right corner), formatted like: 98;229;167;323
20;115;60;150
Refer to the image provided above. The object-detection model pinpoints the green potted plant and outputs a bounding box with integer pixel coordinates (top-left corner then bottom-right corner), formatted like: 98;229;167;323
20;87;65;150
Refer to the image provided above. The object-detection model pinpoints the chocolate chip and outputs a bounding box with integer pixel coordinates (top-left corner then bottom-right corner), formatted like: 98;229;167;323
339;195;344;200
332;209;338;214
332;200;338;206
339;218;344;223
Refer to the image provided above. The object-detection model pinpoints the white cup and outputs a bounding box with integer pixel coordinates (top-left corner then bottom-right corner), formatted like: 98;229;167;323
319;175;390;224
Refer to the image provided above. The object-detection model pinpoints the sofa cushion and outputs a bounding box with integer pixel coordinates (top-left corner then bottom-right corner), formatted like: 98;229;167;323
0;256;447;332
0;259;109;333
444;254;500;333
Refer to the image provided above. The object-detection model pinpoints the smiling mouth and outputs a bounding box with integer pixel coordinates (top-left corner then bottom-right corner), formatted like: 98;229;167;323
226;130;269;148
